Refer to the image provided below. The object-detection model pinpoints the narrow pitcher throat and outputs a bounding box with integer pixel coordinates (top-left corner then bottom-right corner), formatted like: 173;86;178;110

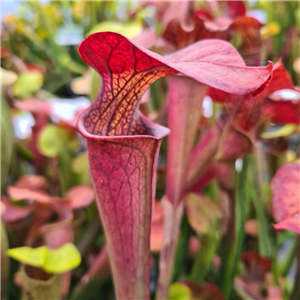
77;108;170;142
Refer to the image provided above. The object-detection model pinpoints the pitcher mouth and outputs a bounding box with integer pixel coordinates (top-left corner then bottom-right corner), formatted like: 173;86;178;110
76;107;170;142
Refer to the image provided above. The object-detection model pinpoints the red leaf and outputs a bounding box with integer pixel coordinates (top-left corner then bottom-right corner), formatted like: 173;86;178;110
245;219;259;237
180;280;225;300
154;1;193;29
166;76;206;206
230;17;263;59
234;277;264;300
79;34;272;131
262;99;300;124
40;206;74;297
216;123;252;160
65;185;94;209
7;186;51;203
262;86;300;124
77;32;272;299
271;162;300;235
208;61;294;135
40;205;73;249
14;98;52;115
1;196;33;224
132;28;157;50
224;1;246;20
266;286;283;300
163;14;263;66
14;175;47;190
187;165;216;193
79;132;165;300
241;251;272;274
163;17;230;49
150;201;164;252
263;61;295;94
194;10;213;21
186;124;221;187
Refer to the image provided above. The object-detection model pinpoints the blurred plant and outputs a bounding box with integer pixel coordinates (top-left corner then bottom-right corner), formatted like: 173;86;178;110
7;243;80;300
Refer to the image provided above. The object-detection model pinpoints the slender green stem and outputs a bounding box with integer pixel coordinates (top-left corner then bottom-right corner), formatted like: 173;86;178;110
16;143;34;162
248;155;272;257
220;156;249;298
189;231;219;284
172;213;192;282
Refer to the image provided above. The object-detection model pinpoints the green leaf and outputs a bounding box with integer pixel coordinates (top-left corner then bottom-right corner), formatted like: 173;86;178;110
37;124;79;157
88;21;142;38
43;244;81;273
169;283;191;300
7;243;81;274
12;72;43;99
7;246;47;268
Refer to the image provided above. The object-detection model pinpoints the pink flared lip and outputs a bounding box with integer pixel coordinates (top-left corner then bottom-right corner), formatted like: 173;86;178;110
76;107;170;142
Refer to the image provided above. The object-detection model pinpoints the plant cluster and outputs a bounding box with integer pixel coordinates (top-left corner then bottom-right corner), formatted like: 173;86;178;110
1;1;299;300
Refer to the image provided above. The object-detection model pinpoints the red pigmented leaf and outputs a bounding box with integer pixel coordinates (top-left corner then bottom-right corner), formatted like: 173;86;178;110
154;1;193;29
271;162;300;235
40;205;73;248
262;90;300;124
230;17;263;59
235;252;272;300
241;252;272;276
163;17;230;50
187;165;216;193
14;175;47;190
216;123;252;160
180;280;225;300
186;124;221;187
189;236;200;255
215;161;235;190
194;10;213;21
224;1;246;20
234;277;264;300
8;186;51;203
266;286;283;300
14;98;52;115
262;61;295;94
78;32;272;137
163;14;262;66
132;28;157;50
167;76;206;206
150;201;164;252
245;219;259;237
65;185;94;209
40;205;74;296
80;133;164;300
77;32;272;300
208;61;294;135
1;196;33;224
